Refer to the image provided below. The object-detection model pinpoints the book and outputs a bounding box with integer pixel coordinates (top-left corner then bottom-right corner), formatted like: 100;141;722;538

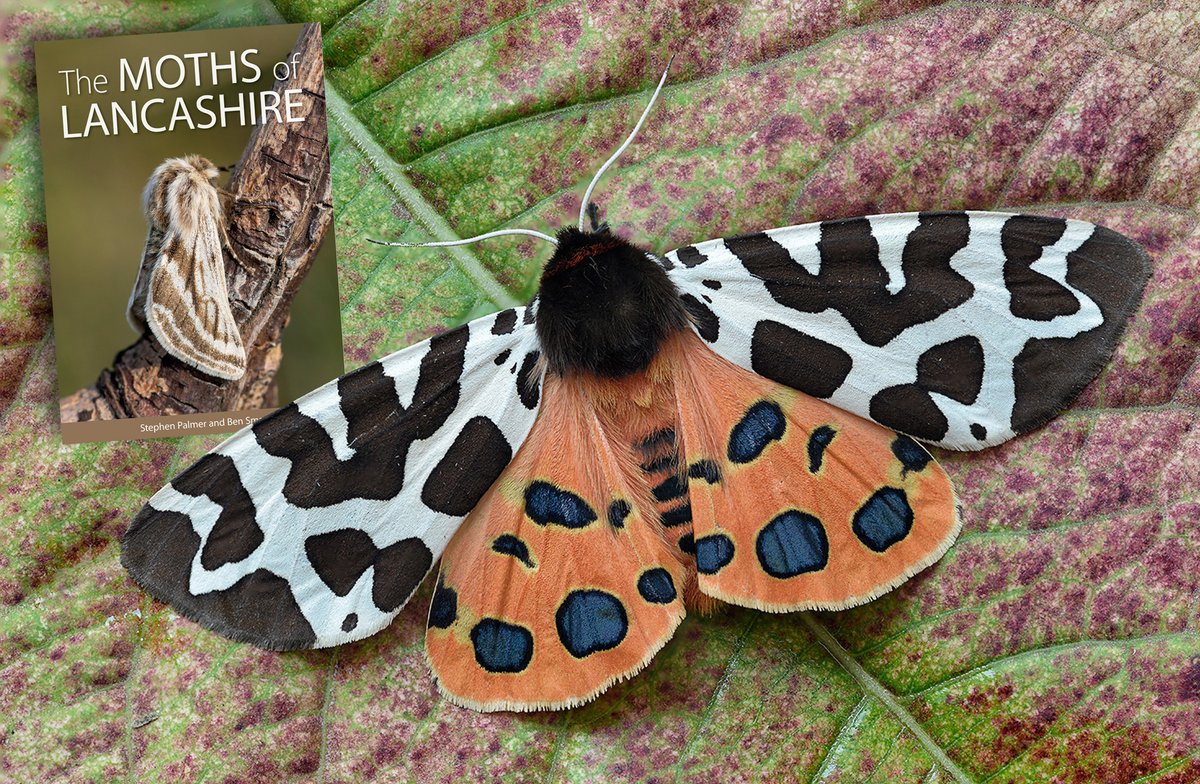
35;22;342;444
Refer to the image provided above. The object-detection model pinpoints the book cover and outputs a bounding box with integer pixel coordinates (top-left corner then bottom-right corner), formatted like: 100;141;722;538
35;22;342;444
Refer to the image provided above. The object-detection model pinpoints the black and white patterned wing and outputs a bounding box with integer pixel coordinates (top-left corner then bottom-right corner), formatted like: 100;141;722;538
664;211;1149;450
121;307;544;650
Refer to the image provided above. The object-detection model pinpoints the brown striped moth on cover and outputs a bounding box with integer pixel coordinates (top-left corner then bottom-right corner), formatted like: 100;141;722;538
126;155;246;381
122;64;1149;712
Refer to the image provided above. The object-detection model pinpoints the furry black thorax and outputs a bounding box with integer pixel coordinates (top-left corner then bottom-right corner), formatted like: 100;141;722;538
535;227;689;378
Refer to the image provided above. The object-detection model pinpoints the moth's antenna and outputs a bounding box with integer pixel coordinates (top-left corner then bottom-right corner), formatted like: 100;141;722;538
578;57;674;232
368;227;558;248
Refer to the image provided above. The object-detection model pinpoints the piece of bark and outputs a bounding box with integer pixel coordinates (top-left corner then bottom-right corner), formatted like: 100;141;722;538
60;23;331;423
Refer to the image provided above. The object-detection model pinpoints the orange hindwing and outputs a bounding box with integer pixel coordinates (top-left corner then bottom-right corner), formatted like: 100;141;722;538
426;370;687;711
427;329;960;710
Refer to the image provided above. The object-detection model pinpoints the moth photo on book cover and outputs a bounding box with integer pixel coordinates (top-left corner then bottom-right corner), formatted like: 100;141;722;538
125;154;248;382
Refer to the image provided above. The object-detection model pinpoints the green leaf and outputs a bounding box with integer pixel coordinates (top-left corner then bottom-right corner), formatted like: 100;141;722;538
3;1;1199;782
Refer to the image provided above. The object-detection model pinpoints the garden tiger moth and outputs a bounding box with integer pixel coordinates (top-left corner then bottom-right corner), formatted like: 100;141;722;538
122;63;1149;712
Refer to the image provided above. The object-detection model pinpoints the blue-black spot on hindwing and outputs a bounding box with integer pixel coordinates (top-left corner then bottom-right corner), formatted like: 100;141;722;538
428;578;458;629
891;434;932;474
687;459;721;484
170;453;263;571
728;400;787;463
751;320;852;399
806;426;837;473
869;385;950;442
254;325;469;508
1000;215;1079;321
637;568;677;604
122;508;316;649
730;214;972;347
679;532;696;555
676;245;705;267
524;481;597;528
680;293;720;342
491;308;518;335
695;533;735;574
853;488;914;552
516;350;541;409
556;590;629;657
491;534;535;568
607;499;631;529
756;511;829;578
471;618;534;673
422;416;512;516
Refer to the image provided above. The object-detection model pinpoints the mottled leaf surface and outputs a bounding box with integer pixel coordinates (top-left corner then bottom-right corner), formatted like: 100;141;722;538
2;1;1199;782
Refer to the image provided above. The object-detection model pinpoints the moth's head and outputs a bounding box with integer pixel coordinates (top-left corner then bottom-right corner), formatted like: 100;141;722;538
535;225;686;378
144;156;222;225
182;155;221;182
540;224;629;278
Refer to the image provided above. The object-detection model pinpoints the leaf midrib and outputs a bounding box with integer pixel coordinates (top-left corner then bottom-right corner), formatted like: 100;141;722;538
801;613;975;783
